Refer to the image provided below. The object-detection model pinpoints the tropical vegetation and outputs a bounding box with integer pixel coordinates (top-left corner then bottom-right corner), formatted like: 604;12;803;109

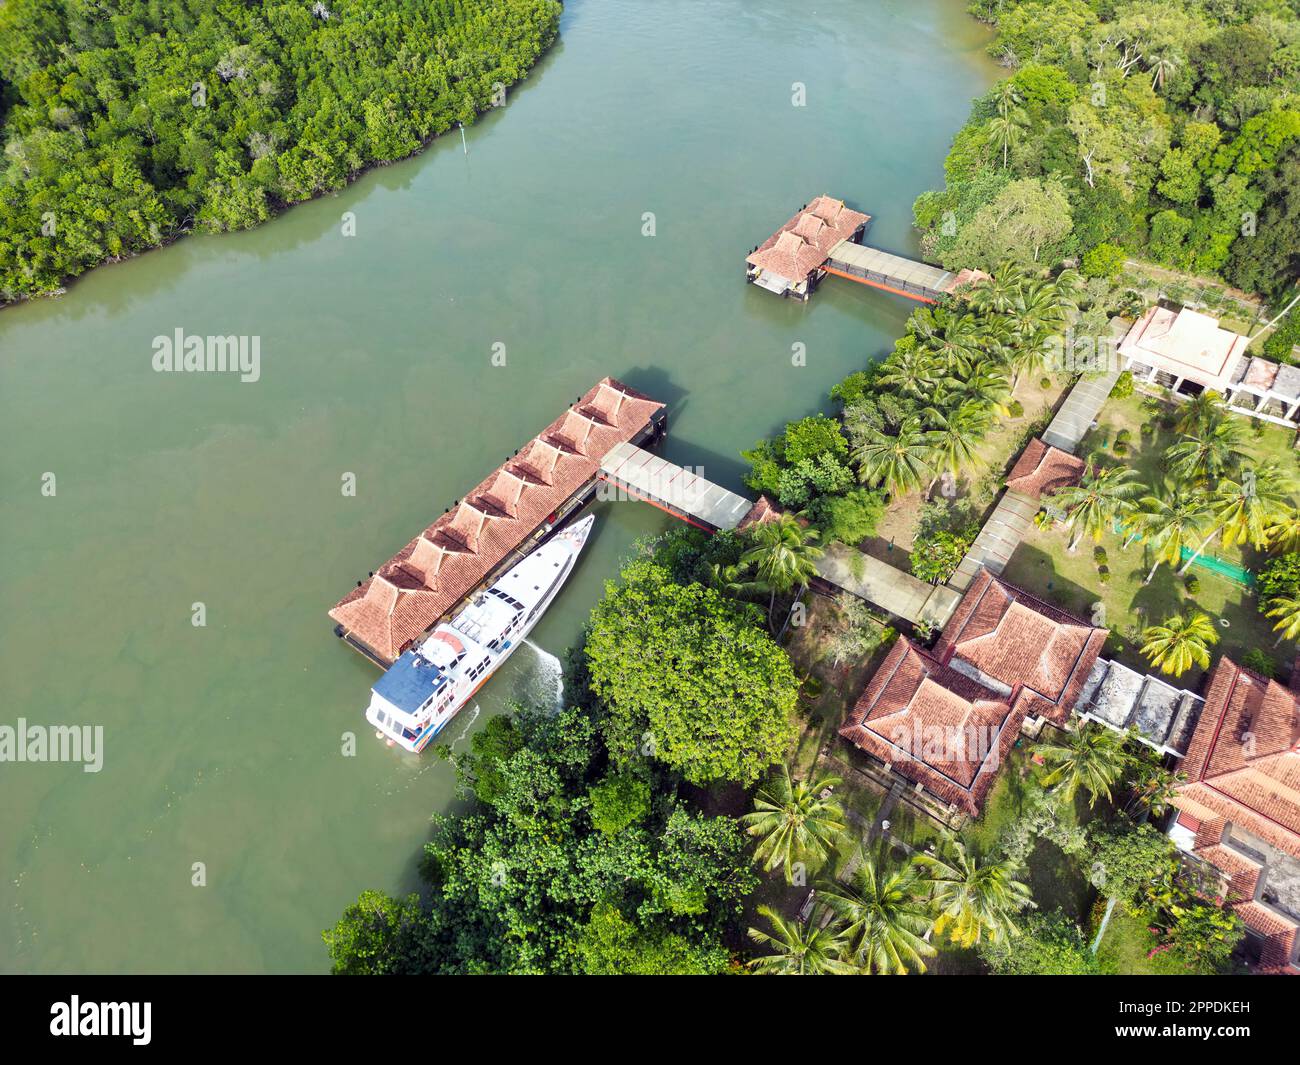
0;0;562;301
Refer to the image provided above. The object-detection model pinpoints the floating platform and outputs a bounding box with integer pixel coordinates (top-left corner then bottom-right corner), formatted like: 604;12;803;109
746;195;987;303
330;378;665;666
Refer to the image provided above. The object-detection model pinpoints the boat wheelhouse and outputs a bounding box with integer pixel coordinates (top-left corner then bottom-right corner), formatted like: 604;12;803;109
364;514;594;752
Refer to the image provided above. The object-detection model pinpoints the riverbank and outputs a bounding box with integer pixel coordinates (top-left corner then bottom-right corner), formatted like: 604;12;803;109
0;0;563;306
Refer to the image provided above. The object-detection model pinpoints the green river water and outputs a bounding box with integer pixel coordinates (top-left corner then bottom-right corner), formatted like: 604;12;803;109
0;0;996;972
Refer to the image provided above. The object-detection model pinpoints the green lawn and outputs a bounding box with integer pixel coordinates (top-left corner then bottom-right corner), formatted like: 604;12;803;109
1001;390;1300;684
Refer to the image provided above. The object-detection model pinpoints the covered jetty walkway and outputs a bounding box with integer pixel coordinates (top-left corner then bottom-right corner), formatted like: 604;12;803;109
823;241;959;304
599;443;961;627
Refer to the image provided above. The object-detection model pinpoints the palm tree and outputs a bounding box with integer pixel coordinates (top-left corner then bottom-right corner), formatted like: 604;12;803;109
1140;612;1219;677
819;851;936;974
1266;595;1300;645
1123;761;1186;819
987;81;1028;169
942;359;1013;418
911;305;986;377
742;766;847;882
1265;508;1300;553
913;836;1031;948
1036;722;1131;807
746;906;856;975
1129;483;1213;585
923;400;990;494
1172;391;1222;436
852;417;935;499
876;345;944;402
1180;464;1296;572
1147;50;1179;92
1166;418;1250;484
1050;462;1143;551
739;513;823;629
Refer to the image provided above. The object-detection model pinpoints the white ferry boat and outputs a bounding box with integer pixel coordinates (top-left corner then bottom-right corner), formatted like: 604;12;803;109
364;514;594;752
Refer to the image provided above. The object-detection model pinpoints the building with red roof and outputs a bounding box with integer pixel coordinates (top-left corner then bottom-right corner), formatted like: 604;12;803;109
330;378;664;665
1169;656;1300;972
841;568;1107;817
933;568;1108;727
746;196;869;300
840;640;1021;817
1004;437;1086;501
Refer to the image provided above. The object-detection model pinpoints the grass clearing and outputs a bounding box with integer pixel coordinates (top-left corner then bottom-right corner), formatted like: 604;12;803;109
1002;390;1300;684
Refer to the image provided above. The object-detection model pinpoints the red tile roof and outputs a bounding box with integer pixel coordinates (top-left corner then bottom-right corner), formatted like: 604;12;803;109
839;638;1025;816
747;196;870;281
736;495;783;531
1005;438;1086;500
329;378;664;664
1173;657;1300;862
933;568;1108;726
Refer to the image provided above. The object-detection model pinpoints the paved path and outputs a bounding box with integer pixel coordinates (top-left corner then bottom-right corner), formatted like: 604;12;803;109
947;489;1038;592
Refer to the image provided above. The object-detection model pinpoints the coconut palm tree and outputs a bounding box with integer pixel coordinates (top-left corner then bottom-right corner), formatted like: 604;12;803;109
819;851;937;974
1050;461;1143;551
1172;390;1222;436
876;345;944;402
940;359;1013;419
852;417;935;499
911;306;986;377
1265;508;1300;553
1180;464;1296;572
1123;761;1186;819
913;836;1031;948
746;906;856;975
1266;595;1300;644
1166;418;1250;484
742;766;847;882
1140;612;1219;677
739;513;823;629
1036;722;1131;807
1147;50;1179;92
968;261;1030;316
923;400;990;493
1129;483;1213;585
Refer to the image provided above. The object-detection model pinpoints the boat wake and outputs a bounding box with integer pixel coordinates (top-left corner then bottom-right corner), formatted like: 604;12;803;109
524;640;565;710
447;703;482;748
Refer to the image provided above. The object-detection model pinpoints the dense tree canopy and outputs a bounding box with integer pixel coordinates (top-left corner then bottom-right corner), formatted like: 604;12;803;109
919;0;1300;302
0;0;562;301
324;706;754;975
585;556;799;786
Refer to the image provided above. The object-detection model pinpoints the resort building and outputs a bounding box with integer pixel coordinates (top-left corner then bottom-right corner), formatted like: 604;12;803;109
745;194;992;304
840;568;1107;817
1169;656;1300;973
1118;304;1300;426
330;378;664;665
746;195;869;300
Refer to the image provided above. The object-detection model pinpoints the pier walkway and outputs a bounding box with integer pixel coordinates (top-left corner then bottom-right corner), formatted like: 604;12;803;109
823;241;958;304
598;442;754;531
600;443;961;627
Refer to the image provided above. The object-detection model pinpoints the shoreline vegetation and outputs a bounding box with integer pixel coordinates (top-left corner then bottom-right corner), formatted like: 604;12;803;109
0;0;563;306
323;0;1298;975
